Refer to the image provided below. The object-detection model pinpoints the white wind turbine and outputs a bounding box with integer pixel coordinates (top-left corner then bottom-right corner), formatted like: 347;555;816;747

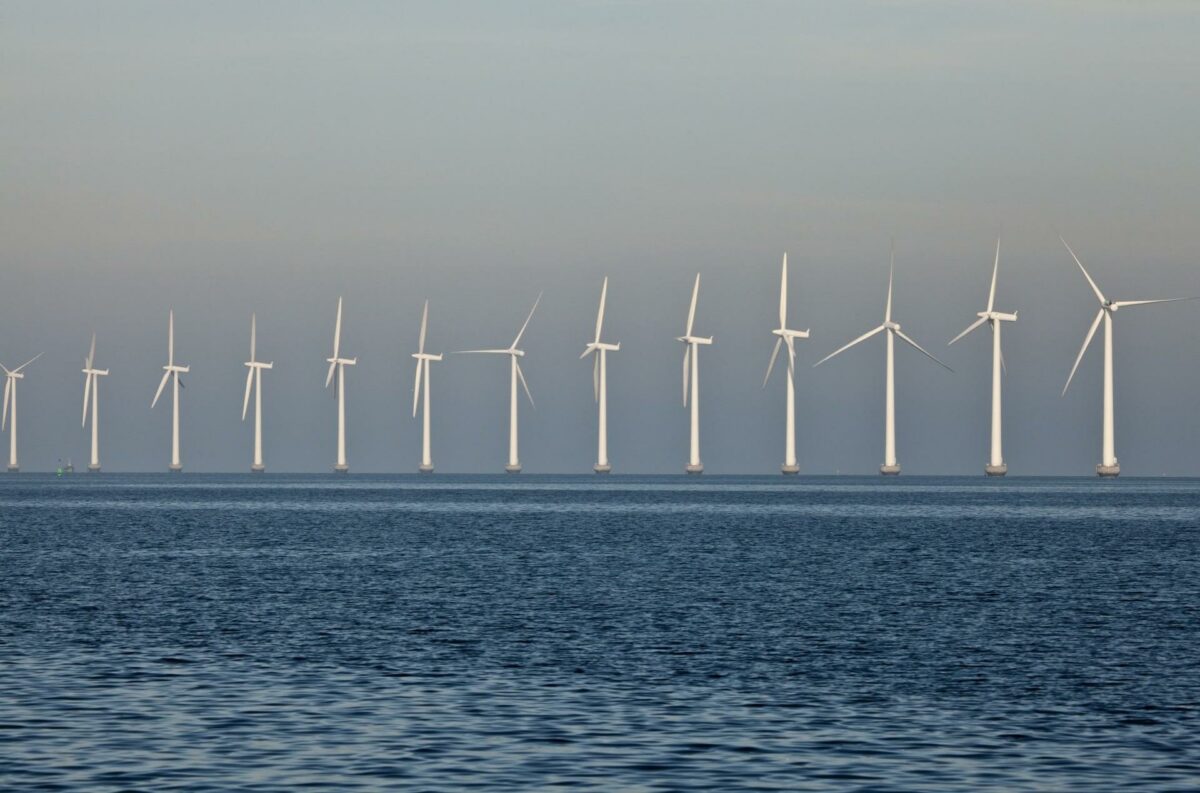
678;274;712;474
948;238;1017;476
2;353;43;472
325;297;357;473
458;293;541;473
411;300;443;473
814;249;951;475
1059;236;1194;477
242;314;273;473
580;277;620;473
762;253;810;475
151;310;189;473
81;334;109;472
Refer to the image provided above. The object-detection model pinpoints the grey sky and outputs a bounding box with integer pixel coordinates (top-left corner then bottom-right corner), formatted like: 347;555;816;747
2;1;1198;474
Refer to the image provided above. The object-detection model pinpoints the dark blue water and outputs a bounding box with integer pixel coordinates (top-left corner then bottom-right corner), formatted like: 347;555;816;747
1;475;1198;790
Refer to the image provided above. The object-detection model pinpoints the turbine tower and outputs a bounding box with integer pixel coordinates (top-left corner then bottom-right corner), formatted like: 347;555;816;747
151;310;189;473
459;293;541;473
242;313;273;473
325;297;357;473
2;353;43;472
762;254;811;475
81;334;109;472
580;277;620;473
677;274;712;474
814;248;951;475
1059;237;1194;477
411;300;443;473
948;238;1017;476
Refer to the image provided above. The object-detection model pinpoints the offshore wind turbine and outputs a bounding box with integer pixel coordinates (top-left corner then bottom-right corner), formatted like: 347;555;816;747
580;277;619;473
458;293;541;473
1059;236;1194;477
151;310;189;473
2;353;42;472
762;254;810;475
814;248;951;475
948;238;1017;476
678;274;712;474
325;297;357;473
411;300;443;473
81;334;109;472
242;314;273;473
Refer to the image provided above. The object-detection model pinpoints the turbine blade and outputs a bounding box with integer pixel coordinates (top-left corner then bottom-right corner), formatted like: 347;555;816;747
682;346;690;407
324;361;336;388
82;372;92;427
418;300;429;354
2;378;9;430
516;360;534;408
241;368;254;421
948;316;987;346
512;292;542;349
785;336;796;382
412;359;423;418
250;313;257;362
813;325;885;367
987;237;1000;313
594;277;607;343
152;370;170;407
593;355;599;402
332;297;343;359
88;332;96;369
168;310;174;366
1060;236;1106;305
885;243;895;323
779;254;788;328
1063;308;1104;396
686;274;700;337
763;337;782;387
1110;297;1197;308
895;329;953;371
13;352;42;372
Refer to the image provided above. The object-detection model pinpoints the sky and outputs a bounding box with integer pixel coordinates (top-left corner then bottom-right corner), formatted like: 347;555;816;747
2;1;1198;475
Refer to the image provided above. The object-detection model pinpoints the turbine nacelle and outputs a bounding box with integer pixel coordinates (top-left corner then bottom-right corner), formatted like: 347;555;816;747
245;361;274;369
326;357;357;366
412;352;444;362
163;364;190;374
677;335;713;346
580;342;620;358
981;311;1018;322
772;328;810;339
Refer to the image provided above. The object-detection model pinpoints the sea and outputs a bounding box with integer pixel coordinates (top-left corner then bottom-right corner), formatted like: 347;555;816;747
1;474;1198;791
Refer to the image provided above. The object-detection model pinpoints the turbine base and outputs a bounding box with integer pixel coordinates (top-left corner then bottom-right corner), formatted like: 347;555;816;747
251;464;266;473
985;463;1008;477
880;464;901;476
87;464;101;473
593;464;612;474
781;464;800;475
168;464;183;473
6;465;18;473
333;464;349;474
505;464;522;474
418;464;435;474
1096;463;1120;478
685;464;704;475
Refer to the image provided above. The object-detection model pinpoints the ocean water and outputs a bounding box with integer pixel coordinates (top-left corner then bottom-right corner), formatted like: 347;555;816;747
1;474;1198;791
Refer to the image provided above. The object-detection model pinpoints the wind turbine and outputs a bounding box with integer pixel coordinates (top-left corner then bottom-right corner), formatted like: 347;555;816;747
151;310;189;473
2;353;42;472
948;238;1017;476
580;277;619;473
411;300;443;473
762;253;810;474
81;334;109;472
814;247;951;475
458;293;541;473
242;313;273;473
1059;236;1194;477
678;274;712;474
325;297;356;473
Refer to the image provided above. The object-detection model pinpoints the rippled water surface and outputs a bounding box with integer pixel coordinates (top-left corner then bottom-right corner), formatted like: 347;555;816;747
2;474;1199;790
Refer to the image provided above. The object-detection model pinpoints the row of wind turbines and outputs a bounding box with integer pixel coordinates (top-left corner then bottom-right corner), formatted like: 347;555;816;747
2;238;1193;476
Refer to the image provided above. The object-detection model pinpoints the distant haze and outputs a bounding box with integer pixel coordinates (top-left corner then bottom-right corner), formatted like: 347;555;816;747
2;1;1198;475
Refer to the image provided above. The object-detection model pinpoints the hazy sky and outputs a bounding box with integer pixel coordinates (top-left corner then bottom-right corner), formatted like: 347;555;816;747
2;1;1199;474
